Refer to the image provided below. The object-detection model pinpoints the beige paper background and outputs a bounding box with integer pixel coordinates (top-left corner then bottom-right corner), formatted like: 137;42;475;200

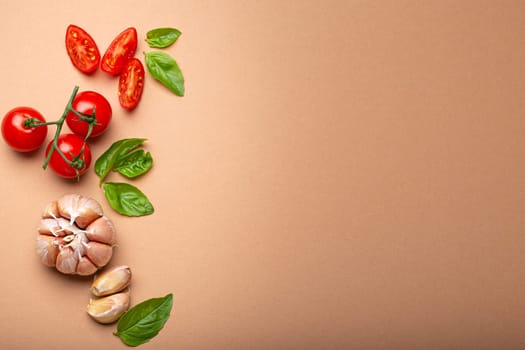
0;0;524;349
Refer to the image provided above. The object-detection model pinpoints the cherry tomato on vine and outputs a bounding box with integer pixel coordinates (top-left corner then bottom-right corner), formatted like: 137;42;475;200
65;25;100;74
119;58;145;110
45;133;91;179
66;91;112;138
1;107;48;152
101;27;138;76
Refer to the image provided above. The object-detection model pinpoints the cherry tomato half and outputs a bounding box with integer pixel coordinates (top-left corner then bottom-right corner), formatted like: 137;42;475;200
65;25;100;74
119;58;145;110
101;27;138;76
45;133;91;179
66;91;112;138
1;107;48;152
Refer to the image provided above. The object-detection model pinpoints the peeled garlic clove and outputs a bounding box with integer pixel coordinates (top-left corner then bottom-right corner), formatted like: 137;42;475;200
86;292;130;324
77;256;99;276
91;265;131;297
86;241;113;268
36;236;59;267
58;194;103;229
56;247;79;274
85;216;116;245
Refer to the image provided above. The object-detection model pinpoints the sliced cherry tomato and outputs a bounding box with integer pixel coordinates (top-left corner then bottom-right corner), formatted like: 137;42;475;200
66;91;112;138
65;24;100;74
1;107;48;152
101;27;138;76
45;133;91;179
119;58;145;110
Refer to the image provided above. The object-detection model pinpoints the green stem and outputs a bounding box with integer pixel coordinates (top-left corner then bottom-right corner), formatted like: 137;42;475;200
42;85;91;171
24;119;60;128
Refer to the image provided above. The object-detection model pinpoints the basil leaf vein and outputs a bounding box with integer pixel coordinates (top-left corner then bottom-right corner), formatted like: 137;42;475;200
103;182;154;217
146;27;181;48
144;51;185;96
115;293;173;347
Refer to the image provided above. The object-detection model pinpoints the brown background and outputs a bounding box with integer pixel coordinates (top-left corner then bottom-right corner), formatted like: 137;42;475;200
0;0;524;349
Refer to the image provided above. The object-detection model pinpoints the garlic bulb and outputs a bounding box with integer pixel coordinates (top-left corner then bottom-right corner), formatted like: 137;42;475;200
36;194;116;276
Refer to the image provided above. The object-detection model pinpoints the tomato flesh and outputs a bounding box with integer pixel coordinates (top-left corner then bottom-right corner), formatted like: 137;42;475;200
46;133;91;179
66;91;112;138
1;107;48;152
101;27;138;75
119;58;145;110
65;25;100;74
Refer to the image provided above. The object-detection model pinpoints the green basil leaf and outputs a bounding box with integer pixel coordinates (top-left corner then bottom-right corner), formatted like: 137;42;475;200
95;138;146;185
115;293;173;347
144;51;185;96
103;182;154;217
146;27;181;48
114;149;153;178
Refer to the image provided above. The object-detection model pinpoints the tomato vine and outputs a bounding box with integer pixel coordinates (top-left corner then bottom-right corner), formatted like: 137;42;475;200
26;86;97;178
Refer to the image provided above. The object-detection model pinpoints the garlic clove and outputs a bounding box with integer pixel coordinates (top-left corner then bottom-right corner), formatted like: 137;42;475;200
85;216;116;245
42;201;59;219
77;256;99;276
56;247;79;274
38;218;73;237
86;241;113;268
86;292;130;324
57;194;103;229
91;265;131;297
36;235;59;267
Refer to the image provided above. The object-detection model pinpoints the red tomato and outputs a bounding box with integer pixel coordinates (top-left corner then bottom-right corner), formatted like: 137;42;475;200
119;58;145;110
45;133;91;179
65;25;100;74
101;27;138;76
1;107;48;152
66;91;112;138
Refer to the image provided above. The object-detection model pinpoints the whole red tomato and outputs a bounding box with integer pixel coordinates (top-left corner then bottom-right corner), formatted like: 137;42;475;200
101;27;138;76
65;25;100;74
1;107;48;152
66;91;112;138
45;133;91;179
119;58;145;110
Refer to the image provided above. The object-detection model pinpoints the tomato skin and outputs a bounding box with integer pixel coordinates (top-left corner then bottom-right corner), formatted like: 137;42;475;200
65;25;100;74
119;58;145;110
101;27;138;76
66;91;112;138
45;133;91;179
1;107;48;152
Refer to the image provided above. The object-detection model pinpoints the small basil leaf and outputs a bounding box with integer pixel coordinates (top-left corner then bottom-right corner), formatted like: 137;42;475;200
103;182;154;217
115;293;173;347
114;149;153;178
144;51;184;96
95;138;146;184
146;27;181;48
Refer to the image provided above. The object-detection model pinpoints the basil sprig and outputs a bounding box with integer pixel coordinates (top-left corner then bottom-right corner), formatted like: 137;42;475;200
144;51;185;96
95;138;154;217
95;138;147;185
146;27;181;48
115;293;173;346
103;182;154;217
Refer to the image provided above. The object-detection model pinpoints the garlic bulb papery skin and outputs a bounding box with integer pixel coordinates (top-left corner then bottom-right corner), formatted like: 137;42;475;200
36;194;116;276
